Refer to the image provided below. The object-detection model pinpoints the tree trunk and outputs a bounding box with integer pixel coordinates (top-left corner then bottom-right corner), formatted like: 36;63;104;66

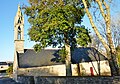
107;50;119;75
65;44;72;76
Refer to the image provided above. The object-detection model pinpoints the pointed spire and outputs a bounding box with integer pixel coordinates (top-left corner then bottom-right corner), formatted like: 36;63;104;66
18;4;21;12
14;4;24;27
17;4;22;16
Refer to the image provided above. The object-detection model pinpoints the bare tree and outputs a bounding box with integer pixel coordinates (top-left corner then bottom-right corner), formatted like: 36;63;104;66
90;34;105;54
111;16;120;48
82;0;119;75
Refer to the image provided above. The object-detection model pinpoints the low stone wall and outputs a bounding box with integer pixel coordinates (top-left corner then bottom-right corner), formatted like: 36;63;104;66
17;76;120;84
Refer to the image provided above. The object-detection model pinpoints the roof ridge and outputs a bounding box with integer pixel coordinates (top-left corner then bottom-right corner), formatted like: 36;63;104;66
24;48;60;50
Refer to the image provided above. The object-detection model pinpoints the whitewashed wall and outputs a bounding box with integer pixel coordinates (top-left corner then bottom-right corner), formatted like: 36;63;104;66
18;64;66;76
17;60;111;76
79;60;111;76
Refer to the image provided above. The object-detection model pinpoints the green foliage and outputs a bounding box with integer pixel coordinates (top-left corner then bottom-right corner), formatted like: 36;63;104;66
58;48;67;63
24;0;91;52
6;65;13;76
116;46;120;67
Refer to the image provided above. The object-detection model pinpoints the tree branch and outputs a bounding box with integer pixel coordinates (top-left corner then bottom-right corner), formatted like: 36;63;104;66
82;0;110;52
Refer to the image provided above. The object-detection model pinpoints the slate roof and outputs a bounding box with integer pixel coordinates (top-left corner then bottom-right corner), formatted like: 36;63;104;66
71;47;107;63
18;47;107;68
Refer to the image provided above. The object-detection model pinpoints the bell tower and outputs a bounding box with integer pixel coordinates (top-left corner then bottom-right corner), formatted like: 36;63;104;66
14;4;24;53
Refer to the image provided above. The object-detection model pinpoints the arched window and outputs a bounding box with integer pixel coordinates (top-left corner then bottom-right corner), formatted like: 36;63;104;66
18;17;21;24
18;26;21;40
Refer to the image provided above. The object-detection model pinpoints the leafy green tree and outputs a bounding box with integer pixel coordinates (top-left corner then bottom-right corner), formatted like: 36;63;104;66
24;0;91;76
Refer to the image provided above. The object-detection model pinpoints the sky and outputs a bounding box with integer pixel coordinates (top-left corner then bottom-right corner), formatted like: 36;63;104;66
0;0;35;61
0;0;91;62
0;0;120;62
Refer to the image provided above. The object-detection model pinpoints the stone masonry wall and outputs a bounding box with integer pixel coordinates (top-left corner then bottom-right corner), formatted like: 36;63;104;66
17;76;120;84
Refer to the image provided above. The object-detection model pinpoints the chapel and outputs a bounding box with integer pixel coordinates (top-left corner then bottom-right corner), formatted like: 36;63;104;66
13;5;110;81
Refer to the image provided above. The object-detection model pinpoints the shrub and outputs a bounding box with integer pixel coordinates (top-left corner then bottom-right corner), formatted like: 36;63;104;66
6;65;13;76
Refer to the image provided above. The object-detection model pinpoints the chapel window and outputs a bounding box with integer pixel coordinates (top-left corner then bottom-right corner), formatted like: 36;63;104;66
18;26;21;40
18;17;21;24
